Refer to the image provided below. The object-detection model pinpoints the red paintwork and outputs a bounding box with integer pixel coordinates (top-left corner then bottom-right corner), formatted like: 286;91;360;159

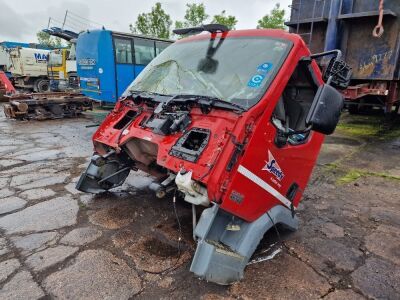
343;82;388;100
92;29;326;222
0;71;16;94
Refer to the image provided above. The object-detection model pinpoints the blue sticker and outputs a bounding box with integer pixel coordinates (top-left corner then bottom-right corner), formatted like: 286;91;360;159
257;62;273;74
247;74;265;88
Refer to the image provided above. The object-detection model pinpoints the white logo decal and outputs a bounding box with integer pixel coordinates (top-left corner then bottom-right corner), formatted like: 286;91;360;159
262;150;285;181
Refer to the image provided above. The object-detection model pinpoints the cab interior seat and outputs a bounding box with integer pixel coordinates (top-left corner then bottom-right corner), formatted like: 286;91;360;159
273;62;319;132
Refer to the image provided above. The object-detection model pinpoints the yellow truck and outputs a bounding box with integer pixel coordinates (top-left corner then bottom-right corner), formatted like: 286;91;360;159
47;45;77;91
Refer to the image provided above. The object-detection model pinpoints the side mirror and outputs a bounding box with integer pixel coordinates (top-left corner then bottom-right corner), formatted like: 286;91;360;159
323;57;352;89
306;84;344;135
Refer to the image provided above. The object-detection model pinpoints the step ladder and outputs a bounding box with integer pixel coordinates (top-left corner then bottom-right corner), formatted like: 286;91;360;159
290;0;327;49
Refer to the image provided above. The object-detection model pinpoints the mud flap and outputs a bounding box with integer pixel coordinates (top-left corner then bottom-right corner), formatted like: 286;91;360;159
76;155;131;194
190;205;298;285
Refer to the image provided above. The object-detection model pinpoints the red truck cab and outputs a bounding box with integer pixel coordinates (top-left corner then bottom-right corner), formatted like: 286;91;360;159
77;25;350;284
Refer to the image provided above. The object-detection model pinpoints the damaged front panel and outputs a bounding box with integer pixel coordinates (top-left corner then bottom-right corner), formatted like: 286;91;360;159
170;128;210;162
190;204;298;284
76;152;132;193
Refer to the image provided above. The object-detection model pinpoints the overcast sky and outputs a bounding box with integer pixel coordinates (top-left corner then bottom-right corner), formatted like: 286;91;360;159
0;0;292;43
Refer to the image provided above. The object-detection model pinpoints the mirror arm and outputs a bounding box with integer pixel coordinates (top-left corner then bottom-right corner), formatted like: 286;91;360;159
309;49;342;60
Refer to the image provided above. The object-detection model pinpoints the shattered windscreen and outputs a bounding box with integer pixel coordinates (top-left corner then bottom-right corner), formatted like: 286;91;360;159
125;36;292;109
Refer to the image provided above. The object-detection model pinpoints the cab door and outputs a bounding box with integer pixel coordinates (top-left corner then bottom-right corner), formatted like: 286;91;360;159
114;37;135;97
221;59;325;222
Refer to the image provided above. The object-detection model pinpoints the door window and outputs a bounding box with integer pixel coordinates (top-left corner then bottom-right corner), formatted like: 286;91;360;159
134;38;155;65
114;38;133;64
272;61;319;144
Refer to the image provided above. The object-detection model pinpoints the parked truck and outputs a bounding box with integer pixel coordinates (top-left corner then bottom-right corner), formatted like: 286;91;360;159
47;47;78;91
43;27;79;91
9;47;51;92
0;46;12;73
286;0;400;116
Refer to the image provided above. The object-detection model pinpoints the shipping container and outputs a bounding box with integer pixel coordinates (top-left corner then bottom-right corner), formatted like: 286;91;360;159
286;0;400;114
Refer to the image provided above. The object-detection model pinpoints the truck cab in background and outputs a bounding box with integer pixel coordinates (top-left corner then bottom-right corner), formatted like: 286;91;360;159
0;46;12;75
48;45;78;91
9;47;51;92
42;27;79;92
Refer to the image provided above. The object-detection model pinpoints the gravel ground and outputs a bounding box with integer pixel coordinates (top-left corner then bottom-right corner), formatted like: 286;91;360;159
0;108;399;299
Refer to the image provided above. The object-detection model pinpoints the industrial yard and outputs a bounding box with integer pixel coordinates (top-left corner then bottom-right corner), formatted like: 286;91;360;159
0;108;399;299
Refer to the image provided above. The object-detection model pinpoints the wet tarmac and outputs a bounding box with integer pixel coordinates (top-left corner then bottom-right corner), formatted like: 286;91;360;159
0;109;399;299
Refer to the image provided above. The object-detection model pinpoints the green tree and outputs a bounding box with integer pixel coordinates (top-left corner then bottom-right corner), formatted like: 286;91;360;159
257;3;286;29
211;10;237;30
130;2;172;39
175;3;209;29
36;32;63;48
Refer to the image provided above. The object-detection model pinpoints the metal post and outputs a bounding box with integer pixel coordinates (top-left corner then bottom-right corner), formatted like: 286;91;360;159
62;10;68;30
308;0;320;48
324;0;341;51
296;0;302;34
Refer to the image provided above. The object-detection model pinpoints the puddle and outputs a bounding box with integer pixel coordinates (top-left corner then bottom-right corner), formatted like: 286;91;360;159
124;236;191;273
89;205;137;229
143;238;179;258
153;215;195;247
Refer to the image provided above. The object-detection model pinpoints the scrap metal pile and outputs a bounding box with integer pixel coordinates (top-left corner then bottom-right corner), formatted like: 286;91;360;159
3;92;93;120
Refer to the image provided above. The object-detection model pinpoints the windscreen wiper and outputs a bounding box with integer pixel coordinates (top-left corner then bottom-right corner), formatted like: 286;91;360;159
173;24;229;35
127;90;170;103
170;94;245;113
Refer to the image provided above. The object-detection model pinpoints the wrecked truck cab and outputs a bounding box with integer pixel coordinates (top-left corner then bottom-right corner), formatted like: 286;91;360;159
77;25;350;284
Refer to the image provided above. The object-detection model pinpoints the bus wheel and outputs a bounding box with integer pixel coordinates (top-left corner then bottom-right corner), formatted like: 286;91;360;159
35;79;50;93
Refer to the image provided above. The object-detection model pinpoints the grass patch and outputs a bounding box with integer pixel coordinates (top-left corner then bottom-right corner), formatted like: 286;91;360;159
337;170;363;184
364;171;400;181
337;169;400;185
324;162;339;171
336;114;400;140
336;123;380;137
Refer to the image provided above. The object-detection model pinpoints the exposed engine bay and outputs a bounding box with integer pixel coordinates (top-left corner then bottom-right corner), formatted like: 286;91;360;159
77;92;237;208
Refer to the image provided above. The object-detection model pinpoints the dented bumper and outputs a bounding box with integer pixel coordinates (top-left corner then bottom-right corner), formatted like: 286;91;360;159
76;154;131;194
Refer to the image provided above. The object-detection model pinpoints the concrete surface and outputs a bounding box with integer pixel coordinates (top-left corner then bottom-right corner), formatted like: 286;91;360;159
0;109;399;299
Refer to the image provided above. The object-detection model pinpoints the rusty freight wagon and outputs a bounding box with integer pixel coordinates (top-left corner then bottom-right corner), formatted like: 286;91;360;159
286;0;400;115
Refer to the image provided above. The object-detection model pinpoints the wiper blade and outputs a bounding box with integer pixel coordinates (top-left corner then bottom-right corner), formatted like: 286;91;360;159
173;24;229;35
171;94;245;113
127;90;170;102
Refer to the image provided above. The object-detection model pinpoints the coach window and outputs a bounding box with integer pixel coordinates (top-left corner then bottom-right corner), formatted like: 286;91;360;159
155;41;170;56
134;38;155;65
114;38;133;64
